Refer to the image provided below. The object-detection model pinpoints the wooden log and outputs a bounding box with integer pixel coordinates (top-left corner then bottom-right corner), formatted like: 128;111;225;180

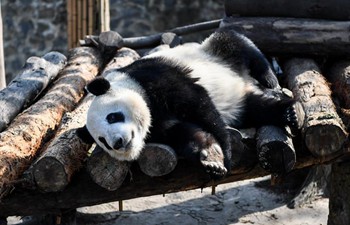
220;17;350;57
160;32;182;48
0;151;343;217
0;47;102;199
325;61;350;225
31;111;92;192
288;165;331;208
328;161;350;225
224;0;350;21
283;58;347;156
87;146;130;191
88;126;246;191
98;31;124;60
80;20;221;49
25;48;140;192
0;52;66;132
137;143;178;177
326;60;350;128
256;126;296;174
327;61;350;108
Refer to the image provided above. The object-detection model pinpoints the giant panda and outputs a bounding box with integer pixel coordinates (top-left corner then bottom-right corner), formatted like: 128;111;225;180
77;28;298;178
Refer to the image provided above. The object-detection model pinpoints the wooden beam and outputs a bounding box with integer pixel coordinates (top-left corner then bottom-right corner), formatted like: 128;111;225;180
220;17;350;56
224;0;350;21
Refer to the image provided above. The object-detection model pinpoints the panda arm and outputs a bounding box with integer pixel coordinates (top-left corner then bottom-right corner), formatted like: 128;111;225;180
244;46;280;89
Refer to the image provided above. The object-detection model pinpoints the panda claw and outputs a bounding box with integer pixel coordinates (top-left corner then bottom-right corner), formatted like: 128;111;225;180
284;104;300;130
200;150;208;159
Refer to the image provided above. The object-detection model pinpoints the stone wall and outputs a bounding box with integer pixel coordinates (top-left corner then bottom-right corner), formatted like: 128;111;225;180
2;0;67;82
2;0;224;82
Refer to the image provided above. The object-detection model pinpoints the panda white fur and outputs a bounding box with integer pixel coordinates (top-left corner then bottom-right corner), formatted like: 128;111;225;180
77;28;298;178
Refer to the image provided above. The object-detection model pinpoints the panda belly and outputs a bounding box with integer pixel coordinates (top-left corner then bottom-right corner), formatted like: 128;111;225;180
146;44;248;125
189;60;247;125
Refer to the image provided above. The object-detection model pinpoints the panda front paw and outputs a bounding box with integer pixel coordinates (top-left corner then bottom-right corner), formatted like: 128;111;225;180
199;143;227;179
285;105;298;128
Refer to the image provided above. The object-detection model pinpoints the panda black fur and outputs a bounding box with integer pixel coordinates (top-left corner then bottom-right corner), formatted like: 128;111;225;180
78;28;298;178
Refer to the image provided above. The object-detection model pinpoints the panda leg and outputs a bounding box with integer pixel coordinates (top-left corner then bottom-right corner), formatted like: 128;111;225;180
157;121;227;178
203;27;280;89
242;90;299;129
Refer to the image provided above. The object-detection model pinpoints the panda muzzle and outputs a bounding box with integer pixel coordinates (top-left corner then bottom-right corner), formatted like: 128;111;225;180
113;137;132;151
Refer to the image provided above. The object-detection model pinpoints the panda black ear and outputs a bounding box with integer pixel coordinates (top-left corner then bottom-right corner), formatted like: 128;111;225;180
86;77;111;96
76;125;95;144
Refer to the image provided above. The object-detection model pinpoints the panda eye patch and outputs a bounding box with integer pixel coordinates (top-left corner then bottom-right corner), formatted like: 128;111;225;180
106;112;125;123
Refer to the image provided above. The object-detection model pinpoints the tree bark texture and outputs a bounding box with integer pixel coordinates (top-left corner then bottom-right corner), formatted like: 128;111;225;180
25;48;140;193
327;61;350;108
0;47;102;199
224;0;350;20
220;17;350;57
0;52;67;132
283;58;347;156
326;60;350;128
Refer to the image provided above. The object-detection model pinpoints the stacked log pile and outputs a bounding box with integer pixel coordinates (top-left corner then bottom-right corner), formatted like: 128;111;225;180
0;1;350;224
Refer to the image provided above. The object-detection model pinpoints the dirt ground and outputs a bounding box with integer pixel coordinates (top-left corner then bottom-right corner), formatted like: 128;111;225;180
8;176;328;225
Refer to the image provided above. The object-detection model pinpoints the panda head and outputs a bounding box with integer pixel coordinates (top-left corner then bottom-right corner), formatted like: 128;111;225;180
78;76;151;161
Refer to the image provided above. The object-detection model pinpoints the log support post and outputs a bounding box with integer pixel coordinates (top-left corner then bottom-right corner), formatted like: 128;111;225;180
283;58;347;156
328;161;350;225
326;60;350;225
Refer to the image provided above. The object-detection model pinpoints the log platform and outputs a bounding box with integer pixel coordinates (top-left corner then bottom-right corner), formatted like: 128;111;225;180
1;5;350;224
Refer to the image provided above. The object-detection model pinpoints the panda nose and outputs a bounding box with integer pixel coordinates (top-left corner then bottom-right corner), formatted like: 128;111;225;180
113;137;124;149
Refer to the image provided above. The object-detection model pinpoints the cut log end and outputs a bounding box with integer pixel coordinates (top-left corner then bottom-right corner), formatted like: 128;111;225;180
87;147;130;191
304;124;348;156
34;157;68;192
257;126;296;174
258;141;296;174
137;143;178;177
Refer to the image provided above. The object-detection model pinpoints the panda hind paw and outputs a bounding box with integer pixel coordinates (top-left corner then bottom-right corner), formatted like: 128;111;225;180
200;146;227;179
